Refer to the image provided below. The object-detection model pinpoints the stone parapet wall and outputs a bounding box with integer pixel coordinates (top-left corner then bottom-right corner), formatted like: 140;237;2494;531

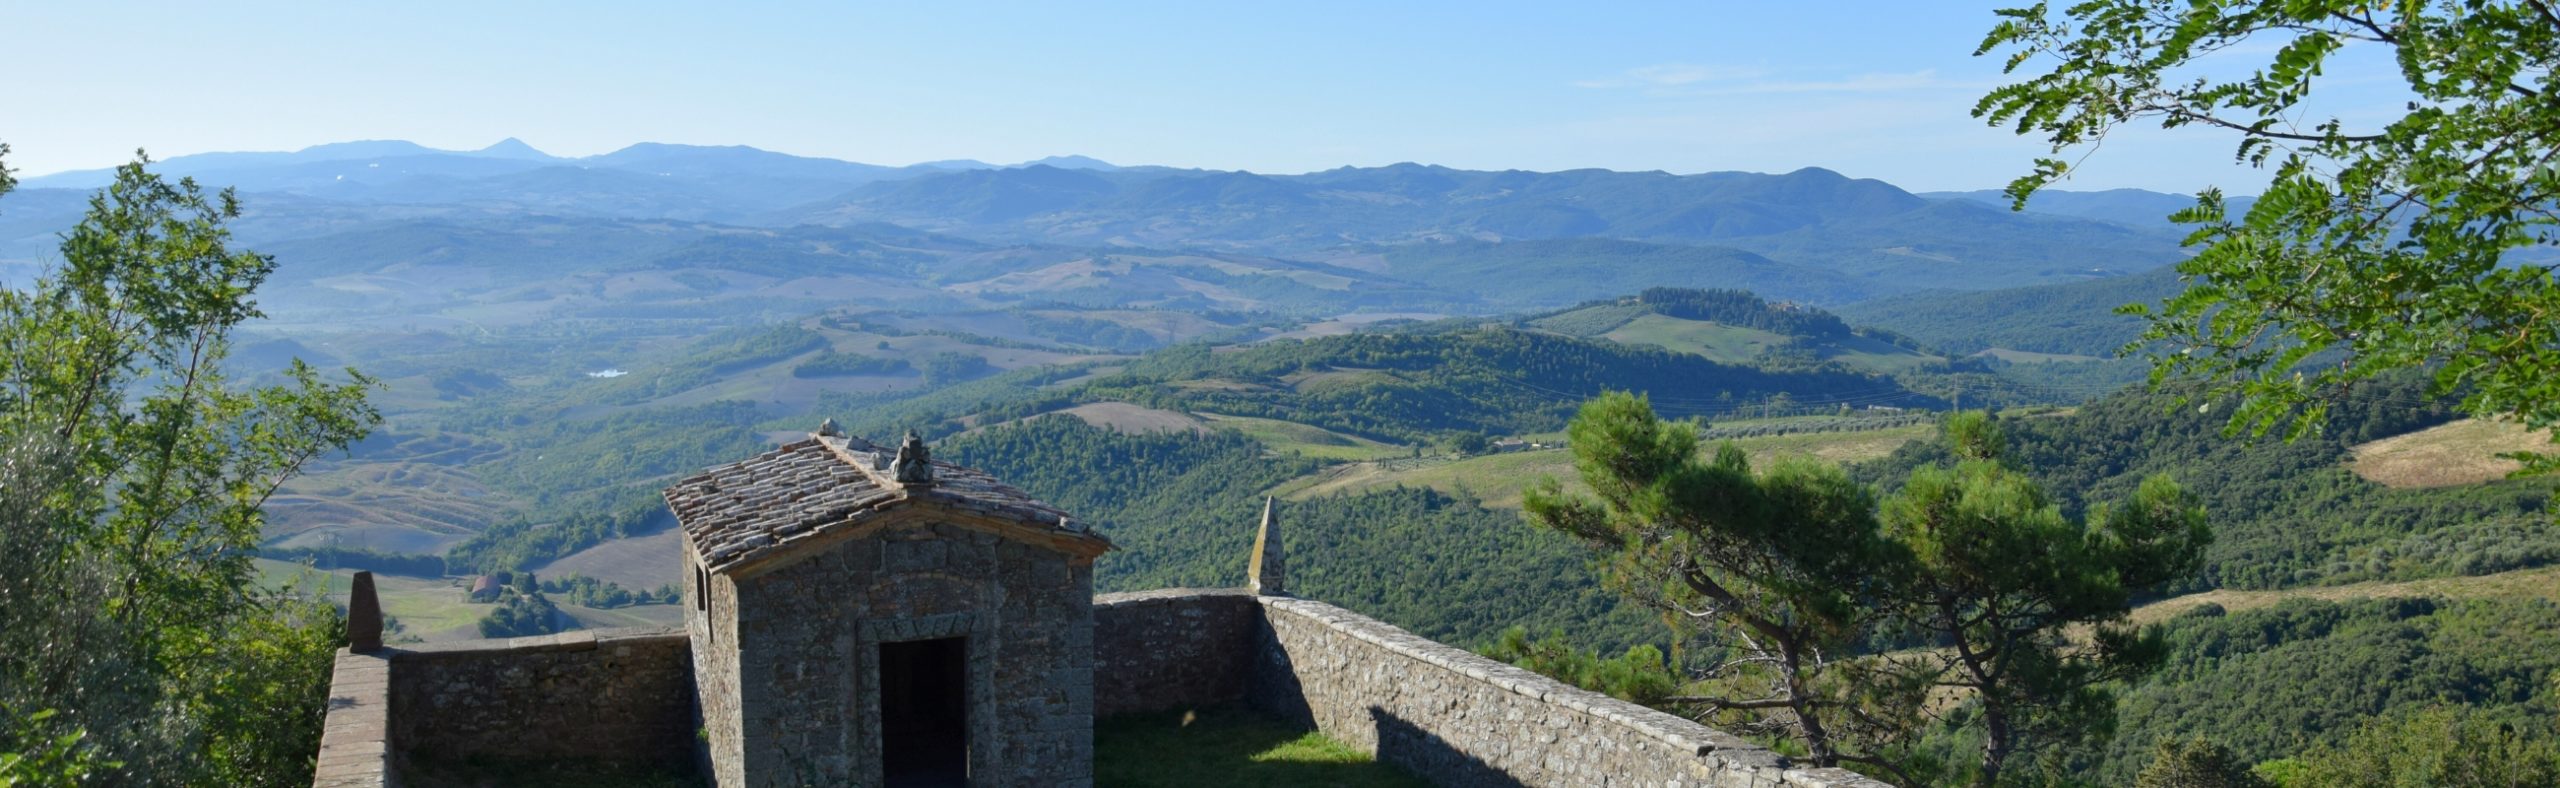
317;592;1898;787
1092;588;1261;718
1247;597;1893;788
387;627;697;772
313;649;397;788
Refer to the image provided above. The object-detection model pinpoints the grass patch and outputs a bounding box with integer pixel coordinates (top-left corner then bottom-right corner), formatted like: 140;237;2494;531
1096;706;1425;788
2351;418;2557;488
1602;314;1940;373
2128;564;2560;626
261;557;684;641
257;558;491;638
1062;402;1208;434
1602;314;1784;364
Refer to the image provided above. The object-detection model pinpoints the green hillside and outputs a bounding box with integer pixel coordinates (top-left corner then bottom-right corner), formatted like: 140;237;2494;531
1376;238;1882;306
2096;596;2560;783
941;415;1663;651
1531;287;1942;375
1071;324;1926;443
1835;265;2185;357
1602;315;1940;374
1855;377;2558;594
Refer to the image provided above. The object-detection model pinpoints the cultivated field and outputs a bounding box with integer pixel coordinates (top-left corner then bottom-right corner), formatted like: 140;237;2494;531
2129;564;2560;626
1602;314;1942;373
1062;402;1210;434
537;526;685;590
256;558;686;643
1198;412;1408;461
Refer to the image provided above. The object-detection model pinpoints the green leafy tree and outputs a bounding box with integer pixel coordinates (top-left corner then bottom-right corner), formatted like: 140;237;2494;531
1976;1;2560;466
1524;392;1909;774
2134;738;2269;788
0;711;109;788
2276;706;2559;787
1879;412;2211;786
0;150;379;785
1483;627;1680;706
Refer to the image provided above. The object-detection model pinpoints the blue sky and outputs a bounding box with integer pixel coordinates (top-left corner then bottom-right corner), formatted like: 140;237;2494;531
7;1;2406;192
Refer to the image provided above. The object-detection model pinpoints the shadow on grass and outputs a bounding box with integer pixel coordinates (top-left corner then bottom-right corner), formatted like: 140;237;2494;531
1096;705;1430;788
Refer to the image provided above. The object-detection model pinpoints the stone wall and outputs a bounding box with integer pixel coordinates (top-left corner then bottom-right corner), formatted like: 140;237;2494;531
687;552;745;786
314;649;396;788
387;627;696;771
1091;588;1261;718
319;587;1899;788
1247;597;1892;788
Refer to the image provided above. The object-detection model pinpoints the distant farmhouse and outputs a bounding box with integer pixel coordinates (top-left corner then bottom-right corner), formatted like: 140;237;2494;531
311;423;1888;787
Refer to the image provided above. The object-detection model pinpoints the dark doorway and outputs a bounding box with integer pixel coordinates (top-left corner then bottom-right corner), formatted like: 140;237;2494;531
881;637;968;787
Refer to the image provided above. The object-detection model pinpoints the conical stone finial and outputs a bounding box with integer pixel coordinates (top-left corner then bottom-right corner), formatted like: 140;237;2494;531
890;430;934;486
348;571;384;653
1249;496;1286;596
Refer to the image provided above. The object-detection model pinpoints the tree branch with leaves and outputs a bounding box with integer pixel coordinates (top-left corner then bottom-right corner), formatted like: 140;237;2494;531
0;149;379;786
1978;1;2560;470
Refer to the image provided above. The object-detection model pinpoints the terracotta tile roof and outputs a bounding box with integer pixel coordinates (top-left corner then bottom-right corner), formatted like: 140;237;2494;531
665;434;1101;574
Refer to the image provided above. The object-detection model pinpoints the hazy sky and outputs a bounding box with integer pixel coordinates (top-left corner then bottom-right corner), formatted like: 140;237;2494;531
7;1;2408;192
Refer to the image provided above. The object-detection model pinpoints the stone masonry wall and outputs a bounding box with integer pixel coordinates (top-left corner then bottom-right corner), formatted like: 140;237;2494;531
322;588;1896;788
1247;597;1892;788
387;627;696;772
688;554;746;787
1091;588;1261;718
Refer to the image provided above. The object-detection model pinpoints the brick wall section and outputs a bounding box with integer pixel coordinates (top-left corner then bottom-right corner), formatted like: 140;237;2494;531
387;627;696;771
312;649;397;788
1091;588;1261;718
1247;597;1894;788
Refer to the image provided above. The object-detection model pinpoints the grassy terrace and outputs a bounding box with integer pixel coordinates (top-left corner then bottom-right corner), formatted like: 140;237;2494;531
1097;706;1426;788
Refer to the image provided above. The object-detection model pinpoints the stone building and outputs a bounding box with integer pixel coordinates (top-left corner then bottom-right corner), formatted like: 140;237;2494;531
312;422;1890;788
665;427;1112;786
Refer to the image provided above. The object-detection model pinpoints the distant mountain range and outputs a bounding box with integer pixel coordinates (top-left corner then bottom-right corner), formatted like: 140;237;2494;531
4;137;2233;314
17;141;1129;222
784;163;2188;291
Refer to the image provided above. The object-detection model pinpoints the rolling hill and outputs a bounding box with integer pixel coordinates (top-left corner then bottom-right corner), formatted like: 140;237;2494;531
1833;264;2187;357
1531;287;1943;374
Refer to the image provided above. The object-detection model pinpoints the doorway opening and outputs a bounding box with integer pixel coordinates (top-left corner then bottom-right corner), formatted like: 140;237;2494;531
880;637;968;787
